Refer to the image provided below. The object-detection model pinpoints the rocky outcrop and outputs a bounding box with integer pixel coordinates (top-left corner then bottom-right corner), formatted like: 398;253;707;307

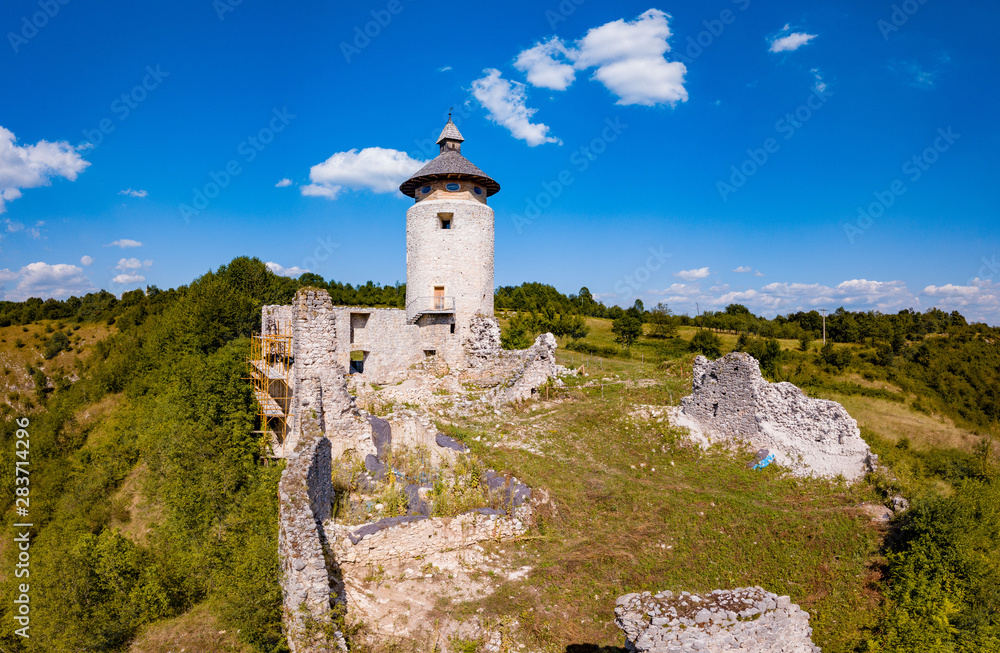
671;353;873;481
615;587;819;653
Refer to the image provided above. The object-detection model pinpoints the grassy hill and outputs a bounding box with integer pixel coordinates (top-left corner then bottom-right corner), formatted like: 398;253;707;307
0;268;997;652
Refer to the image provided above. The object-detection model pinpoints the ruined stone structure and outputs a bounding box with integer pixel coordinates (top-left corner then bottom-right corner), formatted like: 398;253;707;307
260;120;559;651
615;587;820;652
671;353;873;481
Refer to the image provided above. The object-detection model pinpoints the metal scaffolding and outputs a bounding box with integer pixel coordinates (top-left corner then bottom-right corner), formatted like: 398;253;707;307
248;322;293;456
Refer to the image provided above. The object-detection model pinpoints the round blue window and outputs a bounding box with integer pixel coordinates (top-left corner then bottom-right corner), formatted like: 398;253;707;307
446;182;461;191
473;187;483;195
420;186;431;194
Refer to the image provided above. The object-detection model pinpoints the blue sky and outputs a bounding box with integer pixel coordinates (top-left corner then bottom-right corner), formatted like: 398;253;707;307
1;0;998;323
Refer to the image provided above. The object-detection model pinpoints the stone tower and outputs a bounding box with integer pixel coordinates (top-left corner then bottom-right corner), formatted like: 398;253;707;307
399;118;501;337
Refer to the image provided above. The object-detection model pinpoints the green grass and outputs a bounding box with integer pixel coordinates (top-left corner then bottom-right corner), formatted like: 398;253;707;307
433;366;883;652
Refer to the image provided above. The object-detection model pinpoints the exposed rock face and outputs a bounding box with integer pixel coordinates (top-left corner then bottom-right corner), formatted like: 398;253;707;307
615;587;819;653
671;353;873;481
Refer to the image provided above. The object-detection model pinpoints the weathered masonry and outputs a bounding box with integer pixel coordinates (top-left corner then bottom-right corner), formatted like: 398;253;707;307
249;119;532;455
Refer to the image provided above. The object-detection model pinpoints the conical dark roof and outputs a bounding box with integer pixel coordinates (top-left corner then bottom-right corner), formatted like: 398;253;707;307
399;119;500;198
399;151;501;197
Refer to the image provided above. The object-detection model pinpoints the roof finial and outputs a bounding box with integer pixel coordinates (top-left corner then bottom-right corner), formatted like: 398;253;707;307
448;107;453;119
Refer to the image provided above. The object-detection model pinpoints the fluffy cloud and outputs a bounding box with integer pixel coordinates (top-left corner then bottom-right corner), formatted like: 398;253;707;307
471;69;561;146
301;147;427;200
922;279;999;322
733;266;752;273
111;273;145;285
512;9;688;107
675;267;711;281
119;188;148;198
80;255;94;266
0;126;90;213
115;258;152;271
768;27;818;53
105;239;143;248
1;262;97;300
275;178;293;188
266;262;310;278
111;258;152;285
514;38;577;91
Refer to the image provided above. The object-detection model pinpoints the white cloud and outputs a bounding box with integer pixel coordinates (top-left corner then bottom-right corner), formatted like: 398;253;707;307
105;238;143;248
275;178;293;188
1;262;97;300
438;66;453;72
471;69;561;146
573;9;687;106
768;29;818;53
112;273;145;285
118;188;148;198
513;9;688;107
301;147;427;200
514;38;577;91
80;255;93;266
754;271;765;277
811;68;827;92
888;58;944;90
0;126;90;213
114;258;152;271
733;266;752;273
3;218;41;239
266;261;310;278
675;267;711;281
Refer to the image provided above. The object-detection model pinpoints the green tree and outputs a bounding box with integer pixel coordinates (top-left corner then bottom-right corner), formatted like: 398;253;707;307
648;302;677;338
689;329;722;358
612;314;643;349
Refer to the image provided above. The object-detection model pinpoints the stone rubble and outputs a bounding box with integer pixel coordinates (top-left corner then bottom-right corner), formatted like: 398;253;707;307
671;353;873;481
615;587;820;653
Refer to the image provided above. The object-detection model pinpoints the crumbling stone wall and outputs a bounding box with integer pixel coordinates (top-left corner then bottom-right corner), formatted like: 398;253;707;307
672;353;873;481
331;508;531;566
615;587;819;652
278;378;338;653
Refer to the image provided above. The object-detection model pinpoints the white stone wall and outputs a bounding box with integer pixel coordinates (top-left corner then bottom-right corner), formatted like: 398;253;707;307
405;198;494;336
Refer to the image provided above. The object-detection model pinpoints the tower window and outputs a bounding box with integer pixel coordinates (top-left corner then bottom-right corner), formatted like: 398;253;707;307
445;182;461;191
473;187;483;195
420;186;431;194
438;212;453;229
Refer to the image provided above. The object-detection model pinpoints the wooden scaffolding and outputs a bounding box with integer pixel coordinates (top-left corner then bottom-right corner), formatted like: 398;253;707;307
248;322;293;456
